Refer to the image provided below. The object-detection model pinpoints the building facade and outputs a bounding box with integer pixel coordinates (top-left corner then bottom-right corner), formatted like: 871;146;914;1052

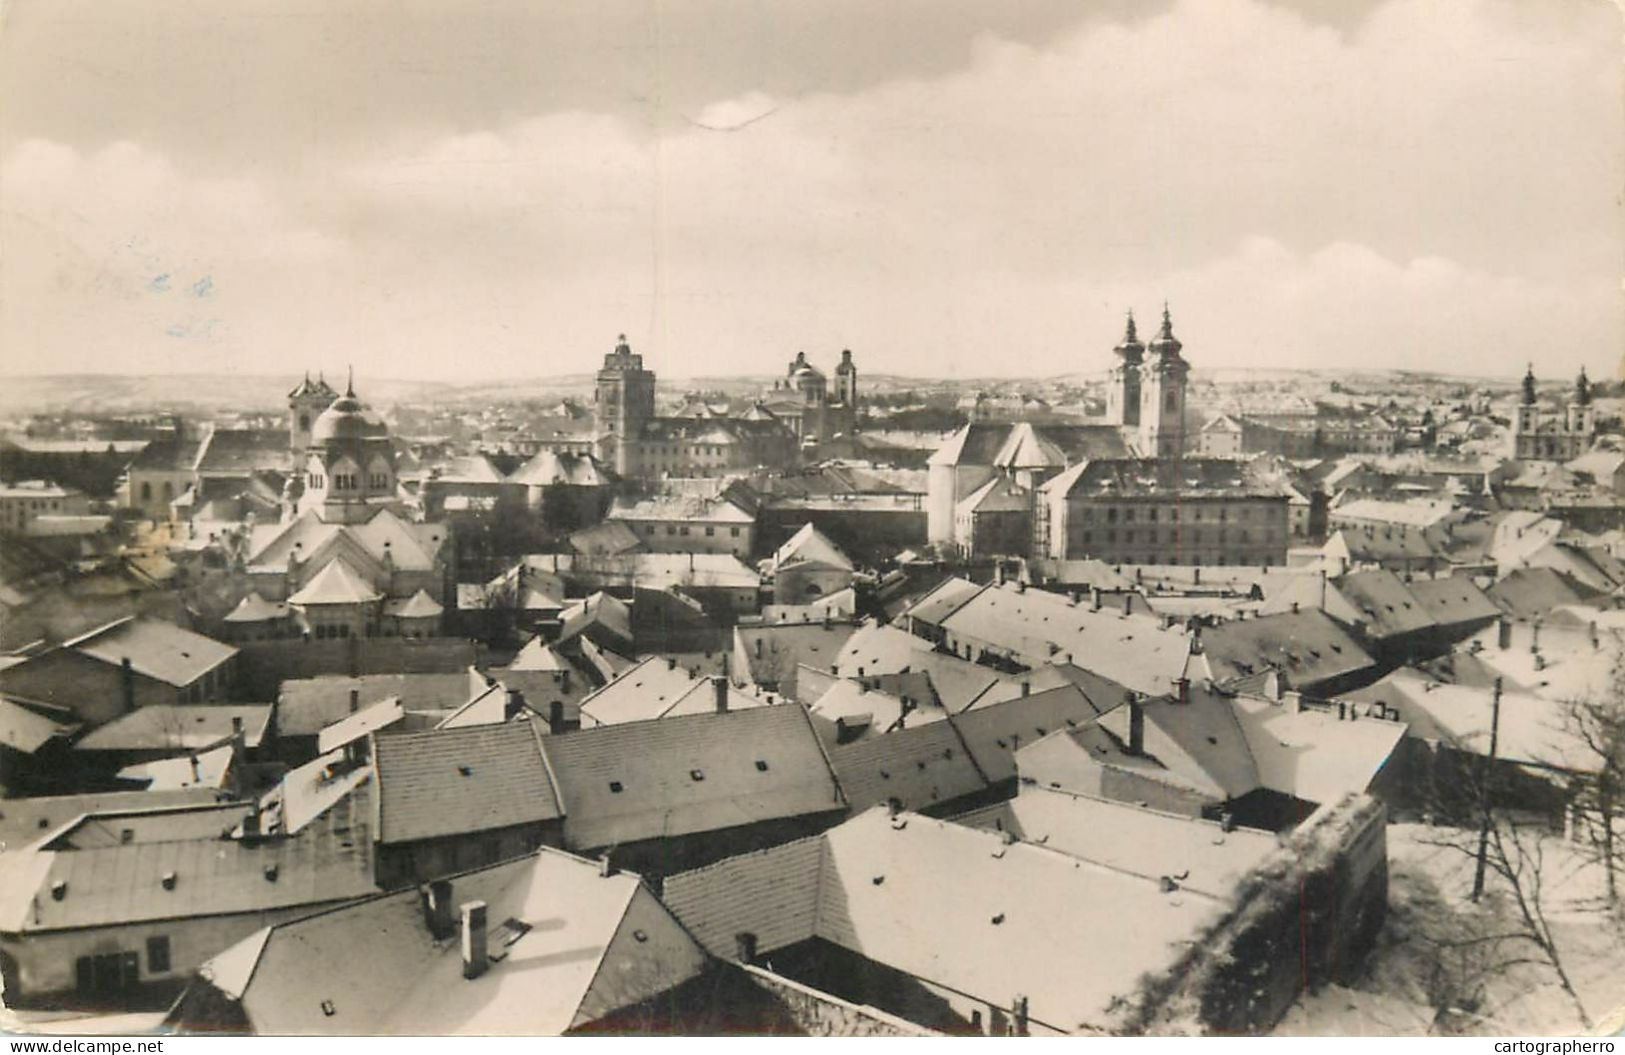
1514;364;1594;462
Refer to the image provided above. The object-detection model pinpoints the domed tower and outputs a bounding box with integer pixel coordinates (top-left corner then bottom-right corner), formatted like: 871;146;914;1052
1107;311;1144;427
594;334;656;476
1139;305;1190;459
297;371;397;524
1513;363;1539;457
288;372;339;453
1568;365;1595;446
834;349;858;409
833;348;859;438
789;352;827;406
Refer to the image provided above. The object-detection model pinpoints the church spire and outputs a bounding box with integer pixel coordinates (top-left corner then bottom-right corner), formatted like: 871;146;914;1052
1522;362;1537;406
1114;309;1145;361
1576;365;1592;406
345;364;355;398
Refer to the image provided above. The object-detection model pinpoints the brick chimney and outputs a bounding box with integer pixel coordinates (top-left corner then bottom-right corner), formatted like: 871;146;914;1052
1090;587;1102;611
713;675;728;713
349;688;360;714
461;901;489;980
735;931;759;965
1127;697;1145;755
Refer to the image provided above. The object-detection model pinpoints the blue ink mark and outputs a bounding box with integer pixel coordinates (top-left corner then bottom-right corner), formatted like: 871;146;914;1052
191;276;214;298
150;274;171;292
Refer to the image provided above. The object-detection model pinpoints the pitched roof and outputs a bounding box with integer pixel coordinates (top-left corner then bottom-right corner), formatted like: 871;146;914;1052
1228;694;1405;804
951;683;1112;784
192;428;292;475
1197;610;1374;690
959;786;1278;899
567;520;643;556
833;621;928;677
118;743;236;790
385;588;444;619
206;849;707;1035
668;808;1226;1034
0;789;226;852
770;523;853;573
0;816;379;933
542;705;844;851
936;582;1190;696
288;559;382;606
1486;567;1599;621
223;592;289;623
827;720;986;812
508;637;568;672
0;696;78;754
65;617;237;687
1405;577;1501;628
372;721;562;844
1344;670;1600;773
278;673;475;737
248;508;446;574
901;576;987;628
580;659;766;727
75;704;271;752
317;697;404;755
734;620;859;685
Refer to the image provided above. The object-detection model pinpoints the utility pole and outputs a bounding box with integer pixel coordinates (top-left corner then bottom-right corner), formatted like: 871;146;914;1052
1472;676;1504;902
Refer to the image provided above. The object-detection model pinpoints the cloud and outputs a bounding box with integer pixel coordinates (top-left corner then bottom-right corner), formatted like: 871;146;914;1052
0;0;1618;381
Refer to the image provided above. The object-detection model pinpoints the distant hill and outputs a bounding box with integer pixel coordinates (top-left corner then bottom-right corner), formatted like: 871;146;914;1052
0;365;1525;416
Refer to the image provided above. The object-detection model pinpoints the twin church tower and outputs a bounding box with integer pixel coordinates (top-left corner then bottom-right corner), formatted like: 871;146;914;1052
1106;306;1190;459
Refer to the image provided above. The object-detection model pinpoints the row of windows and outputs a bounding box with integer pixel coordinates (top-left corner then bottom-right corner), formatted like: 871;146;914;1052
1083;527;1279;546
2;498;67;511
633;522;743;538
307;472;391;491
75;937;171;995
1091;504;1276;524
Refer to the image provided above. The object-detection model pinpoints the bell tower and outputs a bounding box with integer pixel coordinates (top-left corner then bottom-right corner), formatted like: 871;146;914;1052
1107;312;1144;427
1139;305;1190;460
593;334;656;476
288;372;338;454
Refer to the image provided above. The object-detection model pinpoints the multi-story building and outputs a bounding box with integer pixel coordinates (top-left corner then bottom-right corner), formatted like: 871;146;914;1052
0;480;93;534
1034;459;1291;568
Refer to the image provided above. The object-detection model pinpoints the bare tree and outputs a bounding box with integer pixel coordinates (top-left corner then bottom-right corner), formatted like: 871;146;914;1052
1559;651;1625;909
1413;725;1595;1031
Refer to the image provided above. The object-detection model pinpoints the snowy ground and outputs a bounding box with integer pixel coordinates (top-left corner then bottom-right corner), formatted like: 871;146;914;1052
1276;821;1625;1037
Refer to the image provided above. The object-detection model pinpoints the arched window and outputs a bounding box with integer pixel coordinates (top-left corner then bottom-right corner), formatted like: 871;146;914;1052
140;482;152;501
298;413;310;431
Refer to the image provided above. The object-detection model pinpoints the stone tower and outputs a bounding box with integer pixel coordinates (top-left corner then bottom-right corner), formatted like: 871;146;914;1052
1107;312;1144;427
1139;306;1190;459
593;334;656;476
288;372;339;454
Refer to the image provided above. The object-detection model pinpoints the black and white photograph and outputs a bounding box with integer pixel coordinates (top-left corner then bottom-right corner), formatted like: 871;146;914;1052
0;0;1622;1040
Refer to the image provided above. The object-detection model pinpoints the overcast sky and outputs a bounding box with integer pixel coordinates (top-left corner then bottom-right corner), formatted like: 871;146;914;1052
1;0;1620;383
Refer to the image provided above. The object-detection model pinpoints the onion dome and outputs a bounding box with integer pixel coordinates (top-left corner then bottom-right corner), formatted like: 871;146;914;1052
1114;311;1145;362
1147;304;1183;358
1575;366;1592;407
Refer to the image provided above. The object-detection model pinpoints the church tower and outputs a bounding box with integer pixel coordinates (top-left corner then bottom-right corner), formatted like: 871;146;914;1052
1567;365;1595;442
1106;312;1144;427
1138;306;1190;459
1513;363;1538;459
288;372;338;454
593;334;656;476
